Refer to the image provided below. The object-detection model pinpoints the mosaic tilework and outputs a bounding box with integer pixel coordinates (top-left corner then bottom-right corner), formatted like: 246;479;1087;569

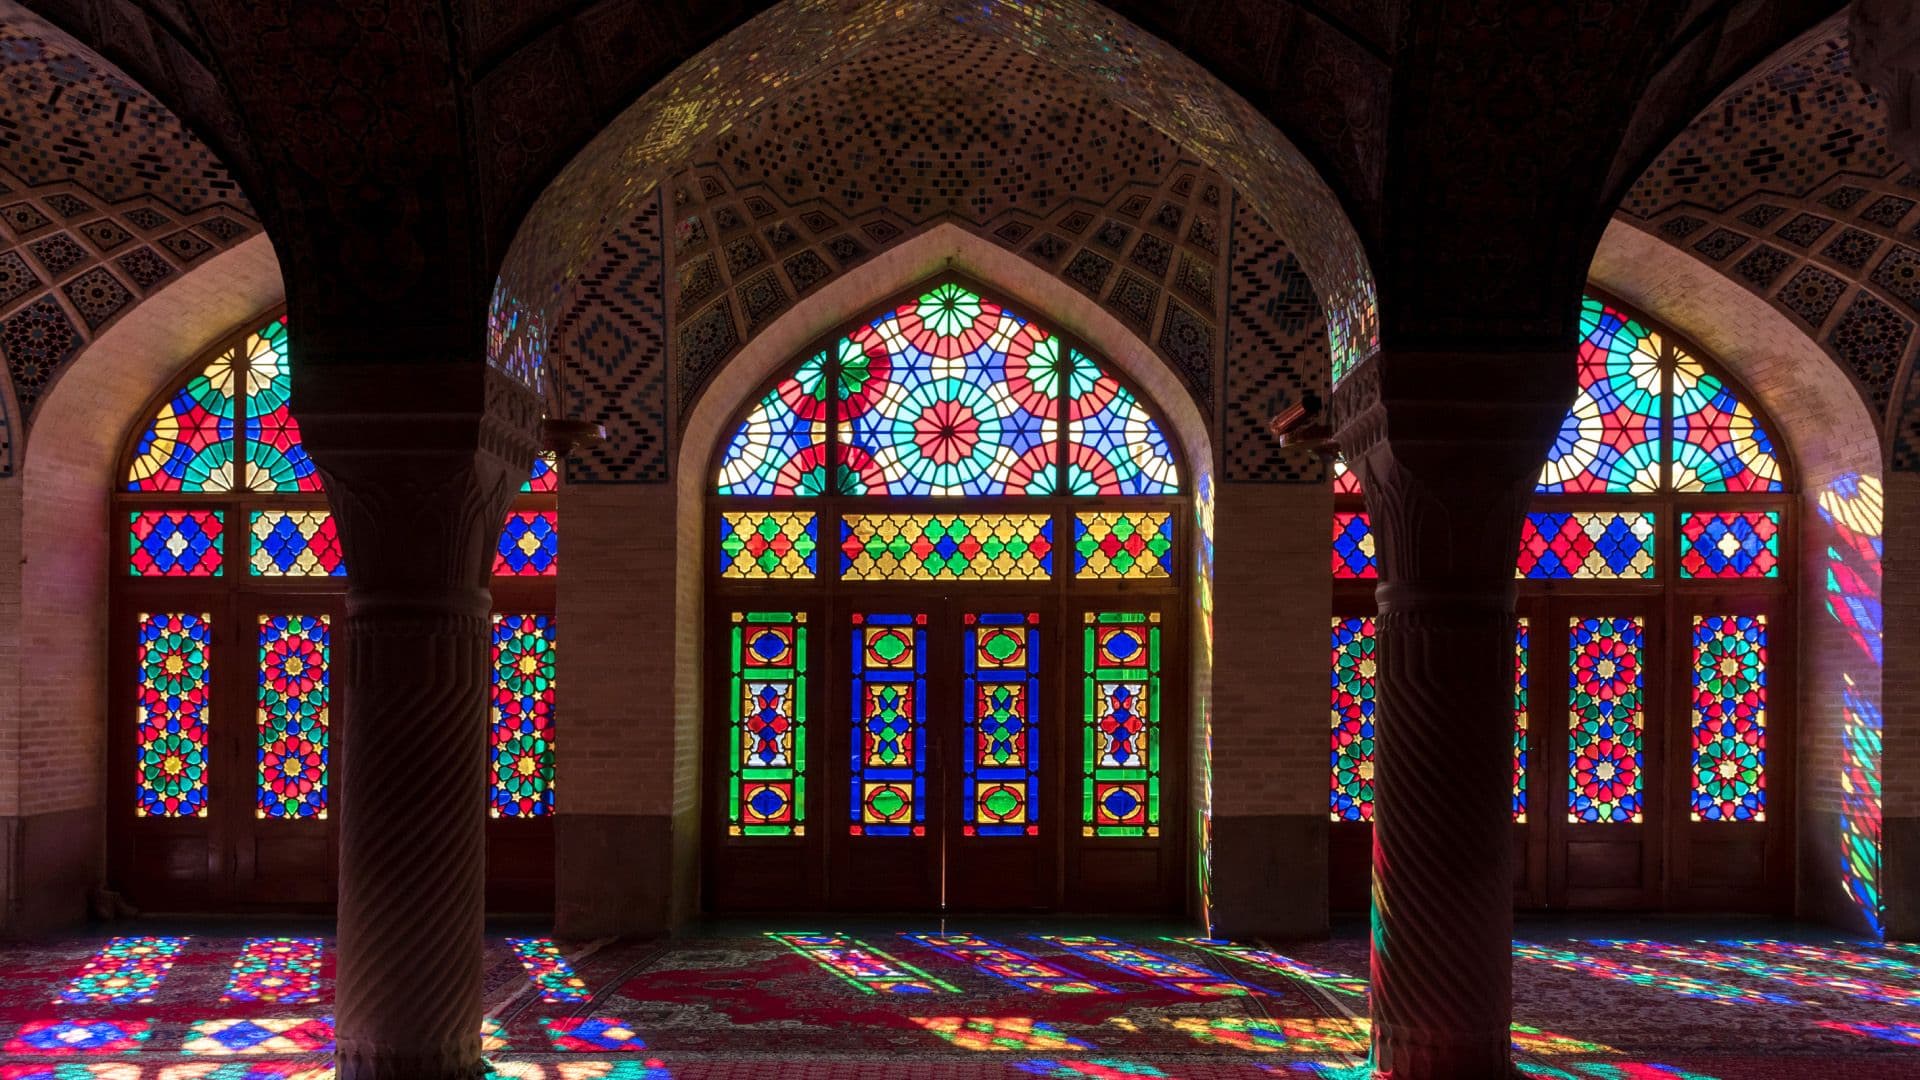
1827;293;1910;412
1222;197;1327;482
555;191;669;483
2;295;79;414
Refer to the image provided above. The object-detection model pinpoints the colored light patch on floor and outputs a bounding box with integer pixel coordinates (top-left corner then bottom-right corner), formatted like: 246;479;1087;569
486;1064;670;1080
910;1017;1091;1052
905;934;1114;993
2;1020;152;1055
509;938;590;1002
59;937;187;1003
482;1017;509;1053
541;1018;645;1052
1168;1016;1367;1055
1592;939;1920;1007
1726;939;1920;980
151;1066;335;1079
181;1019;335;1055
1261;1066;1369;1080
1036;936;1243;995
1176;939;1368;997
1818;1019;1920;1046
223;938;324;1004
0;1067;145;1080
767;932;958;994
1516;1066;1724;1080
1014;1062;1169;1078
1512;1025;1620;1056
1514;943;1796;1006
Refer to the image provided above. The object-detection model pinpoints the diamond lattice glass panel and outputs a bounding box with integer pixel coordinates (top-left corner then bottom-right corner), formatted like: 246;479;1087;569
839;513;1052;580
1083;612;1161;836
1517;512;1656;579
1331;616;1376;822
838;284;1059;496
495;511;558;576
719;511;818;579
729;611;807;837
717;349;830;496
1671;349;1784;492
1569;616;1645;823
127;350;237;491
242;318;324;492
1332;512;1376;579
129;510;224;577
1074;511;1173;579
1679;511;1780;578
1537;299;1663;493
1691;614;1767;822
965;613;1041;835
249;511;345;577
256;615;330;820
1064;347;1179;495
851;613;927;836
1515;618;1530;823
492;614;556;817
523;452;559;493
136;613;211;818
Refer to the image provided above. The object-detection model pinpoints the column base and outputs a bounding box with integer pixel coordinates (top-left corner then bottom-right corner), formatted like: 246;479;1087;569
1207;813;1328;939
336;1046;489;1080
1372;1025;1514;1079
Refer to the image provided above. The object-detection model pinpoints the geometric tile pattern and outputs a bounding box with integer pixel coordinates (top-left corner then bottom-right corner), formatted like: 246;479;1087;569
554;191;669;483
1827;293;1911;413
1222;196;1327;482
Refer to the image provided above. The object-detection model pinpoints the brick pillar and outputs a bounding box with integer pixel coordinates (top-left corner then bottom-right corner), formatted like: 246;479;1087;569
299;361;539;1080
1330;348;1571;1078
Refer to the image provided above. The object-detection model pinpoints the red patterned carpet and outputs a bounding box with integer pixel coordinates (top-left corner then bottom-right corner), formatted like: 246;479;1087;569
0;918;1915;1078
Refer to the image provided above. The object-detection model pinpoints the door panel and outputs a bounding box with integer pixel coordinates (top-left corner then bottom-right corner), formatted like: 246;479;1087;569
946;608;1051;911
831;608;939;910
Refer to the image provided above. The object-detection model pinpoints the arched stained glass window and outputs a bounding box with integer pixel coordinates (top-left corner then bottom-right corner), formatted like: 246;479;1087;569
1330;290;1792;912
706;279;1190;914
113;311;561;911
717;282;1178;500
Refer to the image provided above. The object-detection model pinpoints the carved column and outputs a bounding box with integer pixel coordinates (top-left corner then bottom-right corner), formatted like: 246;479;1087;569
298;361;540;1080
1330;349;1572;1079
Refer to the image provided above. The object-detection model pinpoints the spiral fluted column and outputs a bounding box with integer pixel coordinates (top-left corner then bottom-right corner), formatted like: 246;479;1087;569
298;360;541;1080
1328;348;1573;1079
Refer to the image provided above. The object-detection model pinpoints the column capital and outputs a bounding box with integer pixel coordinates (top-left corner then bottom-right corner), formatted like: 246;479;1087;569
1329;347;1575;590
1855;0;1920;167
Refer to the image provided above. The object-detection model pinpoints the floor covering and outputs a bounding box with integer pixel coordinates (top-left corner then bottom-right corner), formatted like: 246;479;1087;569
0;916;1914;1078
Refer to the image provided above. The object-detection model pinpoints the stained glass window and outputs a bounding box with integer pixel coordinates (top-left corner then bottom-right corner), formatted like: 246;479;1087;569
1679;512;1779;578
242;319;323;493
851;612;927;836
491;614;556;818
1537;299;1662;493
729;611;806;836
1570;616;1645;824
129;510;224;577
1517;512;1656;579
1074;511;1174;579
1083;612;1161;837
719;511;818;579
1331;458;1361;495
1330;617;1375;822
128;353;238;492
1332;512;1376;579
257;614;329;820
250;511;345;577
1671;352;1783;493
840;513;1052;580
1514;618;1529;823
1691;615;1767;822
496;511;558;576
1065;356;1179;497
840;284;1058;496
718;350;830;496
137;613;210;818
965;613;1040;836
523;452;560;493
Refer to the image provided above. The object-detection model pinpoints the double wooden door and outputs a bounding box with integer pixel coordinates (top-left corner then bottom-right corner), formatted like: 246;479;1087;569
707;594;1183;913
